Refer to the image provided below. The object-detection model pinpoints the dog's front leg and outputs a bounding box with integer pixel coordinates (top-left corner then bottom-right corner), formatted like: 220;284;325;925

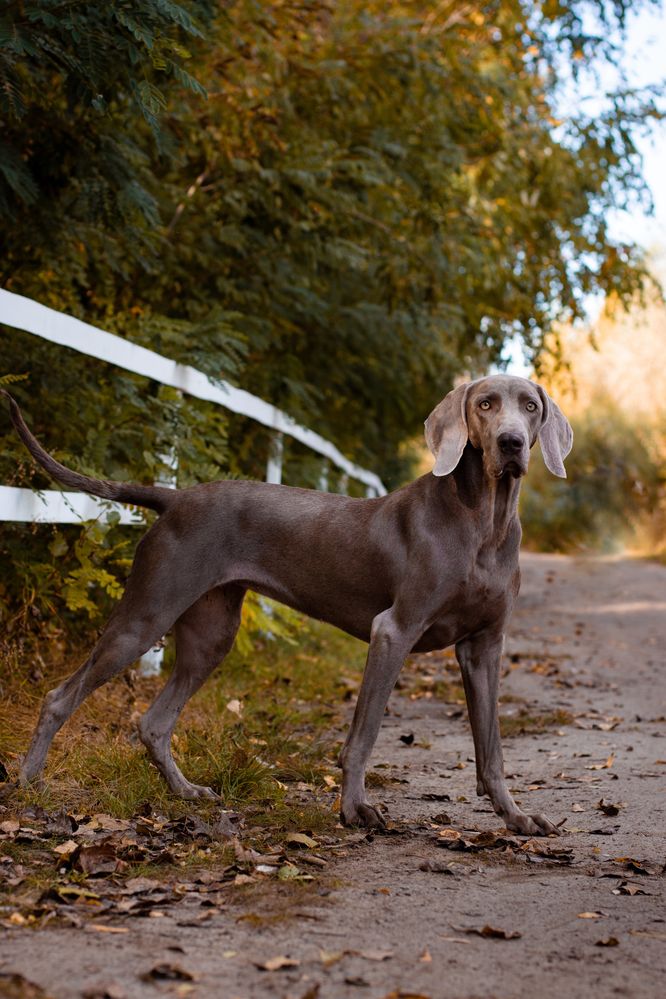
338;608;416;828
456;629;559;836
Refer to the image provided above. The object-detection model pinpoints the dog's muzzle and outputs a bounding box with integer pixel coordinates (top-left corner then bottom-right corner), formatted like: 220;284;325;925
496;432;528;478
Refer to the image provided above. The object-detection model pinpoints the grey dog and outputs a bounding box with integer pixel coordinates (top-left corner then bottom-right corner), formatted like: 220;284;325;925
2;375;572;836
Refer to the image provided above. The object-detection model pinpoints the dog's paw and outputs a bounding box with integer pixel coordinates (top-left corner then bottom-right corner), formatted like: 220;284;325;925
506;811;560;837
176;782;221;802
340;800;386;829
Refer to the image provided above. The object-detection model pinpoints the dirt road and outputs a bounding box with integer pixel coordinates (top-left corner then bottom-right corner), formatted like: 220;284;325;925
2;554;665;999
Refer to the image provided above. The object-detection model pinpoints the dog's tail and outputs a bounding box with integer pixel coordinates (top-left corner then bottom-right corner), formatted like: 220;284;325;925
1;389;176;515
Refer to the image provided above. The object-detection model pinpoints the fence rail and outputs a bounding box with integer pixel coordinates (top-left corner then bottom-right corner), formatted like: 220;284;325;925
0;287;386;527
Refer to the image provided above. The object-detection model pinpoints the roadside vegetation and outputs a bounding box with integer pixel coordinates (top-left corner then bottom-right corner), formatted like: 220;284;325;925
0;614;364;829
521;395;665;554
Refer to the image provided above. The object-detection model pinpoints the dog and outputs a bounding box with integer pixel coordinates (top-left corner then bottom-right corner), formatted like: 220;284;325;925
2;375;572;835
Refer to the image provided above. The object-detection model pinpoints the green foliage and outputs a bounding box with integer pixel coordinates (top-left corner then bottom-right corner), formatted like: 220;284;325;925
521;396;665;552
60;521;129;616
235;594;299;659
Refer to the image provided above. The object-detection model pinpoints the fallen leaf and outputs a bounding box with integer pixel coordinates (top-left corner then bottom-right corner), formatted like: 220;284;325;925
629;930;666;942
278;863;313;881
87;814;132;833
612;881;649;896
520;840;574;863
256;864;278;875
75;844;123;876
585;754;615;771
225;698;243;716
437;828;462;843
254;956;300;972
578;912;604;919
296;986;321;999
595;937;619;947
419;947;432;962
53;839;79;857
286;832;318;849
233;839;274;866
596;799;623;816
0;972;53;998
87;925;129;934
456;924;521;940
572;803;584;813
82;985;127;999
355;949;394;961
141;963;197;982
319;949;344;968
419;860;469;876
611;857;659;876
381;992;433;999
210;811;238;839
233;874;256;886
399;733;415;745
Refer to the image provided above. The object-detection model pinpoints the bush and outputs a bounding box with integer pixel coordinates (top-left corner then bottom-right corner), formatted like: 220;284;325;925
520;395;665;554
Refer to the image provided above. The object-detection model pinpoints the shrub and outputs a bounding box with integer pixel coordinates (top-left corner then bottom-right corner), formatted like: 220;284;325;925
520;395;665;553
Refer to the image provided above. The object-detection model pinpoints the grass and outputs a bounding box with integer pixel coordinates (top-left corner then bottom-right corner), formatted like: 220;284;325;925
0;617;366;836
499;708;574;737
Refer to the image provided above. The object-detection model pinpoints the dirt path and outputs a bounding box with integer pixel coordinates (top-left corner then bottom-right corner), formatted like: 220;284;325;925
2;554;665;999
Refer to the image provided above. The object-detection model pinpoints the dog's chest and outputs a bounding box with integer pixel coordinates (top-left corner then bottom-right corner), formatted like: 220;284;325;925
453;552;516;623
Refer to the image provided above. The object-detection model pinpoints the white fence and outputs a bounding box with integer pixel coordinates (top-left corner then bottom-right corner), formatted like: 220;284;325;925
0;288;386;527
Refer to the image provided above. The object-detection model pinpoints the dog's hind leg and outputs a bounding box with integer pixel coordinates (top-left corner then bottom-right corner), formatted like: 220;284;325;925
138;584;245;799
20;599;181;787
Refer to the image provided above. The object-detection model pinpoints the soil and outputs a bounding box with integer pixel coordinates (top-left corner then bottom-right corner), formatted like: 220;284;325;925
1;553;665;999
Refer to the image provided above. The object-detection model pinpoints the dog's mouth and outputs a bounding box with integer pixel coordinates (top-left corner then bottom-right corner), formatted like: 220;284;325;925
492;458;527;480
502;459;526;479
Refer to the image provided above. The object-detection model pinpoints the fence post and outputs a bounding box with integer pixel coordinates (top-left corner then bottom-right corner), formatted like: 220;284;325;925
138;444;179;677
266;431;284;484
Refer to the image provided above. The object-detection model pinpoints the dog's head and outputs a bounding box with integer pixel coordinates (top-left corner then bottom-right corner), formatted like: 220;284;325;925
424;374;573;480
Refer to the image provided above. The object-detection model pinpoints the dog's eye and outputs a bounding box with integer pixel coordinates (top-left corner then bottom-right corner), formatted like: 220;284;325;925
479;400;491;411
526;401;537;412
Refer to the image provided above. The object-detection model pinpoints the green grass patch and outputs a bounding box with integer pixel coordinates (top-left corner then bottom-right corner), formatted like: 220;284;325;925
499;708;574;737
0;618;365;829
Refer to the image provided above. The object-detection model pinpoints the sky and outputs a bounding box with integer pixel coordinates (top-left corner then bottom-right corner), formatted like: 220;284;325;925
603;2;666;250
504;1;666;375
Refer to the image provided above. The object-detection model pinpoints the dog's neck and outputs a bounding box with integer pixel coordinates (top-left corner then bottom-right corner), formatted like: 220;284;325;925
451;443;522;547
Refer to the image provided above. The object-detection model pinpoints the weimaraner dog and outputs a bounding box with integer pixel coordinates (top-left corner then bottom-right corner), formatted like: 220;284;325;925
2;375;572;836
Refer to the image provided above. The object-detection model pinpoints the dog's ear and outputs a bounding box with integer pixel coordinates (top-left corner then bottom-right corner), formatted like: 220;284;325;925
424;383;471;476
536;386;573;478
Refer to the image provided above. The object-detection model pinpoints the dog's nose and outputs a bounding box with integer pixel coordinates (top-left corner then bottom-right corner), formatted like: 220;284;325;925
498;432;524;454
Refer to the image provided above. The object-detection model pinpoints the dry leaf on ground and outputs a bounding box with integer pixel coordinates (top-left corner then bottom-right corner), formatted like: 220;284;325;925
141;963;197;982
254;956;300;972
455;924;522;940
